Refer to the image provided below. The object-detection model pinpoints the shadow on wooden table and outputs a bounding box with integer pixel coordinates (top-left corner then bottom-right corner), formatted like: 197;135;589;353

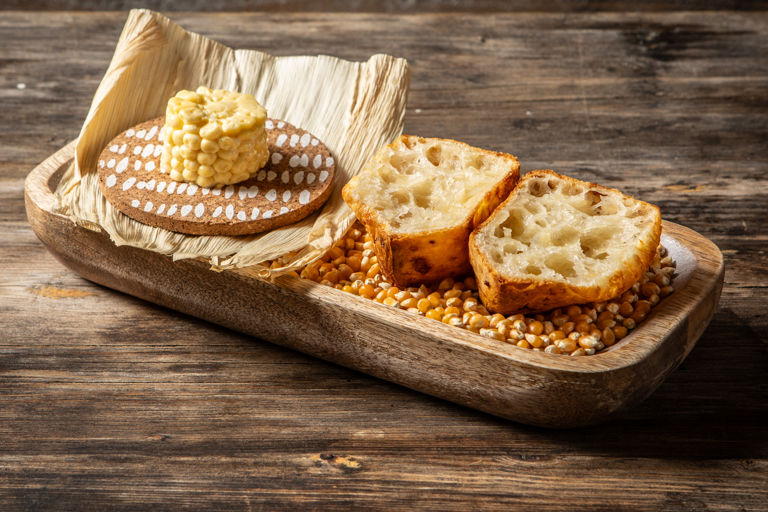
530;308;767;459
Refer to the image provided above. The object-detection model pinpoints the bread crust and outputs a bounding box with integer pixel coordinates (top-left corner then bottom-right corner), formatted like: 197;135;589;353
469;170;662;314
342;135;519;287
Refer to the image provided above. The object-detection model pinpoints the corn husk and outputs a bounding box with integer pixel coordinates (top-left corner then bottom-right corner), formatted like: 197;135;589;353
54;9;409;276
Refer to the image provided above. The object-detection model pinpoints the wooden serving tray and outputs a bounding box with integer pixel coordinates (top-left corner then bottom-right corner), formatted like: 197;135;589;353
25;142;725;428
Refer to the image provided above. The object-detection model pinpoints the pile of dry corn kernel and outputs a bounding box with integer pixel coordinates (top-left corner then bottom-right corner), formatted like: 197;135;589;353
296;224;677;356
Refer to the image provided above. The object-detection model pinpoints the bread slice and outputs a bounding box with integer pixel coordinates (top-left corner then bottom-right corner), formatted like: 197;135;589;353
469;170;662;314
342;135;519;287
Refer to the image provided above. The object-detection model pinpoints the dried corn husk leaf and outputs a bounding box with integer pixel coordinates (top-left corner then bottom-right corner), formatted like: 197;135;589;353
54;9;409;276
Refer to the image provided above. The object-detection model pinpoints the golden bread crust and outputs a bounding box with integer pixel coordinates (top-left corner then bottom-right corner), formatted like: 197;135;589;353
469;170;662;314
342;135;519;287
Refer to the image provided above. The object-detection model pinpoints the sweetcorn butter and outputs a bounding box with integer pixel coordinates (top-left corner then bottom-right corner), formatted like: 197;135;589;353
160;86;269;188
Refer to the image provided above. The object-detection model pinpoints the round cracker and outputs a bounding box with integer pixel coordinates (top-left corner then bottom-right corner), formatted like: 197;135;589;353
97;117;335;236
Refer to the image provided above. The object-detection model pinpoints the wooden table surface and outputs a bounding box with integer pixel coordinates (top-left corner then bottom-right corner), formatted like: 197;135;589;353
2;9;767;511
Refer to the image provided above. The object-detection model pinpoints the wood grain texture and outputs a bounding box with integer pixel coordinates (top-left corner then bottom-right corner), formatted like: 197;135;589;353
3;1;768;12
2;10;768;511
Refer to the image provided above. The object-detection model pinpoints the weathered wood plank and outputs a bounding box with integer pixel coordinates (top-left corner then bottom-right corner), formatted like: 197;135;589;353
2;0;768;12
1;10;767;511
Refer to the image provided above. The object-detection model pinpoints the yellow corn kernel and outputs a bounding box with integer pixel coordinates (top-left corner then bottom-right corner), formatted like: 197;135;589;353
602;327;616;346
497;321;513;338
323;270;340;284
525;333;543;348
557;338;577;353
183;158;199;171
511;319;527;332
200;139;219;155
623;317;637;330
161;86;268;187
348;272;365;283
641;282;661;298
182;132;201;150
346;254;362;272
468;314;488;331
578;335;600;349
566;305;582;318
358;284;375;299
385;286;400;299
635;300;652;316
463;298;480;312
198;175;215;187
199;122;223;140
218;136;237;150
395;290;412;302
575;320;591;334
442;313;459;324
445;297;463;308
337;264;353;281
618;301;634;317
527;320;544;335
425;309;442;321
447;316;464;327
444;306;461;317
443;289;462;299
489;314;506;329
480;328;505;341
550;330;565;341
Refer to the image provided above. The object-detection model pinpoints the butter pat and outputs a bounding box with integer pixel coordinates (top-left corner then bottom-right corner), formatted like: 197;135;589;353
160;86;269;188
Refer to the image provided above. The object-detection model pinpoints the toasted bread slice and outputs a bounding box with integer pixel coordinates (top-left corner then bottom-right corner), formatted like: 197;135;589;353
469;170;662;314
342;135;519;286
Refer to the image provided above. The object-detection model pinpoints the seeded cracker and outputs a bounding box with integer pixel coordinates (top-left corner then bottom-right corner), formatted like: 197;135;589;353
97;117;335;236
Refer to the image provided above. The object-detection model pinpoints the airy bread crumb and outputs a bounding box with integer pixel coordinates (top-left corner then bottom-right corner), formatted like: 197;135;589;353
469;170;662;314
343;135;519;286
